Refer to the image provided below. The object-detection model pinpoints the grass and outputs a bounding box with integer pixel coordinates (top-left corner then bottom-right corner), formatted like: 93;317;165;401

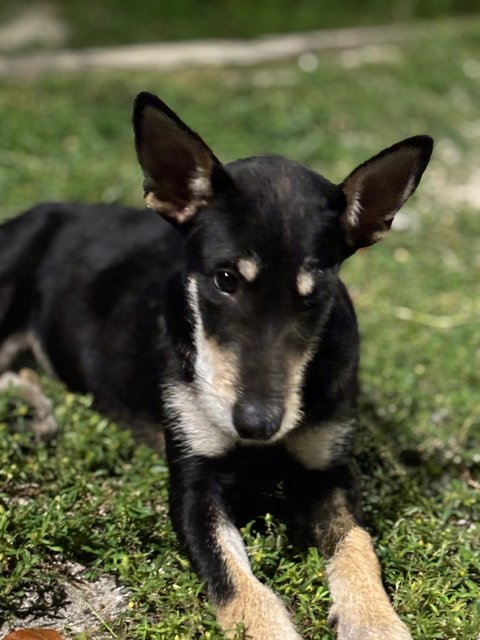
1;0;479;49
0;16;479;640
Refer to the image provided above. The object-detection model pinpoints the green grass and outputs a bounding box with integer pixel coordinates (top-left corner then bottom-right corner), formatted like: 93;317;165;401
0;17;479;640
1;0;479;49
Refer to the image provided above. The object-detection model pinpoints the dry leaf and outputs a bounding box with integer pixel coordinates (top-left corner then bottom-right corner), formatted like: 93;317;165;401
3;630;64;640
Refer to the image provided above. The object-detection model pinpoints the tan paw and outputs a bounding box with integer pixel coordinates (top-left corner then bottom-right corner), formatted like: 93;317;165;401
0;369;57;439
329;609;412;640
217;580;301;640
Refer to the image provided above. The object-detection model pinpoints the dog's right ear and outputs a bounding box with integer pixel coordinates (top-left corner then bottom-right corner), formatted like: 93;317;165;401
339;135;433;250
133;92;227;224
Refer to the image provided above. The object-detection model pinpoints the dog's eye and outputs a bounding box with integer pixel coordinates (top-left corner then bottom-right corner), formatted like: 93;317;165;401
213;269;239;295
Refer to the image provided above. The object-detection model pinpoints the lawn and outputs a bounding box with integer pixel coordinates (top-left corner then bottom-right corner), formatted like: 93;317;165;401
0;16;479;640
1;0;479;48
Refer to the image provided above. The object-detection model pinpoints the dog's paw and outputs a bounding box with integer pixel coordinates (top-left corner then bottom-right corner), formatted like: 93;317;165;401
329;609;412;640
334;624;412;640
217;580;302;640
326;527;413;640
0;369;58;440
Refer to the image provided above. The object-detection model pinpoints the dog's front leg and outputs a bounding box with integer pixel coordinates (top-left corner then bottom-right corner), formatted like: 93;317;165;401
167;448;302;640
287;463;412;640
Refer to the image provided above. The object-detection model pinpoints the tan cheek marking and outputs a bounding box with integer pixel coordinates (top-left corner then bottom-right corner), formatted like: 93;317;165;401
297;268;316;297
280;352;308;432
327;525;412;639
216;522;301;640
187;276;237;401
201;335;237;401
237;257;259;283
185;277;239;437
272;342;318;440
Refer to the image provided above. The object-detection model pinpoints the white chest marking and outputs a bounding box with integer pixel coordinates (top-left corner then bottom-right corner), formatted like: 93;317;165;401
286;420;354;469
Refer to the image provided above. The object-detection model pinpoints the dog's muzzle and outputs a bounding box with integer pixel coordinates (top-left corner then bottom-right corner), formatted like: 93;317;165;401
233;400;284;441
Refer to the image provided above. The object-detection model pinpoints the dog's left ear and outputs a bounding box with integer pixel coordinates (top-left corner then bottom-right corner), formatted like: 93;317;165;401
340;135;433;250
133;92;227;224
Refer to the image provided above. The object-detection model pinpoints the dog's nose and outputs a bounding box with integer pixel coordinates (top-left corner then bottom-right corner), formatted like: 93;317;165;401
233;401;284;440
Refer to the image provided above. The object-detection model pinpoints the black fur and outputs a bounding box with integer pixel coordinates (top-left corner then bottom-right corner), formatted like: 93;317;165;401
0;94;433;639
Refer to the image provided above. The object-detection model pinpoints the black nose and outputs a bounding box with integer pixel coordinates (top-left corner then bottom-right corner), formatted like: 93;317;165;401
233;401;284;440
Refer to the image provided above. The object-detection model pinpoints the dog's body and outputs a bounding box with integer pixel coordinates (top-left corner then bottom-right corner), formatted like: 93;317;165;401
0;93;433;639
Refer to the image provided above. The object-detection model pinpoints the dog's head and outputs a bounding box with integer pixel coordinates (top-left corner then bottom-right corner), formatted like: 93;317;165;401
133;92;433;444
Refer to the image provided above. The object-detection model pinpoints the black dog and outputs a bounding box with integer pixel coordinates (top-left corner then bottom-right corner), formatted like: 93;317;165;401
0;93;432;639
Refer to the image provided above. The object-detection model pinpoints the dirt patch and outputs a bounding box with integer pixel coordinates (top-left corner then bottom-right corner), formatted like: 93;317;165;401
1;562;130;640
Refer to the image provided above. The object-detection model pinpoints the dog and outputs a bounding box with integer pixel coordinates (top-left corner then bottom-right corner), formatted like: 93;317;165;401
0;92;432;639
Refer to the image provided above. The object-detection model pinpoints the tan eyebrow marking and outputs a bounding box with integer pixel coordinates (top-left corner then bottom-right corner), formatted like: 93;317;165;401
237;257;259;283
297;267;316;296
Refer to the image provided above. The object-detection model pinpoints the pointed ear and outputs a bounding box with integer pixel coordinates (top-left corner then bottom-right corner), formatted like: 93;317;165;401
340;135;433;249
133;92;225;224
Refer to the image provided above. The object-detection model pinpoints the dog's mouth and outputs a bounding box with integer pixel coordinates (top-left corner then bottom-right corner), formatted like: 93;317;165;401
232;399;284;441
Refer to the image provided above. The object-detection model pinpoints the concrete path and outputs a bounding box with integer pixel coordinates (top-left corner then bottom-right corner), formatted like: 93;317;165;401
0;22;418;77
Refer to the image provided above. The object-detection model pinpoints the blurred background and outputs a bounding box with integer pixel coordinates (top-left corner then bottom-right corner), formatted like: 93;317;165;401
0;0;479;211
0;0;479;47
0;2;479;639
